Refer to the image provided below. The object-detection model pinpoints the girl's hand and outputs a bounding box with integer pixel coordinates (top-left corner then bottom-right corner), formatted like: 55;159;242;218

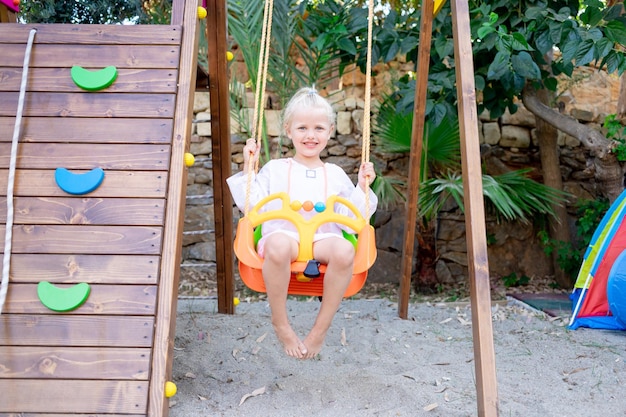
242;138;260;173
358;162;376;192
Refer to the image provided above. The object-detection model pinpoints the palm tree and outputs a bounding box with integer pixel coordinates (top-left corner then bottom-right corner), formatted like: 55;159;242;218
372;82;567;290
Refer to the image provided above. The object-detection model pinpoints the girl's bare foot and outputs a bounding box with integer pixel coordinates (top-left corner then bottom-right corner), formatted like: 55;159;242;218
273;323;308;359
302;328;326;359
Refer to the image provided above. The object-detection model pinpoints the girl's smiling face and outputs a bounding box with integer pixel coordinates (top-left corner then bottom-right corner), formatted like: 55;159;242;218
285;106;334;167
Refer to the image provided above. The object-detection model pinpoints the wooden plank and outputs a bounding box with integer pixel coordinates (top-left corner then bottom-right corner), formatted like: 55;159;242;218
0;346;151;379
5;284;157;315
0;380;148;414
0;23;182;45
2;44;180;68
6;254;159;284
0;92;175;118
0;117;174;144
398;0;434;319
450;0;499;415
0;68;178;93
0;225;162;255
0;143;171;170
0;169;168;198
0;197;165;226
149;0;199;415
0;316;154;347
207;0;235;315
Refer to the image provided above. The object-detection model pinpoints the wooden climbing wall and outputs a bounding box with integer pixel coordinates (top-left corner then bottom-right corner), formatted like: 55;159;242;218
0;0;199;415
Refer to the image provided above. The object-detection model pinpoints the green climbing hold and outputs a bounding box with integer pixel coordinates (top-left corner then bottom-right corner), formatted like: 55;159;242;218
37;281;91;312
71;65;118;91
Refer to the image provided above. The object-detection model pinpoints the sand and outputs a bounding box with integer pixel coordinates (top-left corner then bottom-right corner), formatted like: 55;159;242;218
168;297;626;416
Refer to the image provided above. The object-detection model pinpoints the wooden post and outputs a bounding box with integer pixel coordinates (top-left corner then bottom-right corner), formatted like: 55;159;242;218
151;0;200;415
0;4;17;23
450;0;499;415
398;0;434;319
206;0;235;314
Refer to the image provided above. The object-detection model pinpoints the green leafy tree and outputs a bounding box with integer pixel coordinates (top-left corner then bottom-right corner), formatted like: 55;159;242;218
139;0;171;24
368;1;626;200
472;0;624;287
18;0;146;24
373;82;565;290
363;0;626;287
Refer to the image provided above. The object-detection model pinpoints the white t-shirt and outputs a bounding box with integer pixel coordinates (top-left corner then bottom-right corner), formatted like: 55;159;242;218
226;158;377;255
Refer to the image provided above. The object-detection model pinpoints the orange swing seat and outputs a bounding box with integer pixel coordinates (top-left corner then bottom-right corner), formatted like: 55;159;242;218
234;192;377;297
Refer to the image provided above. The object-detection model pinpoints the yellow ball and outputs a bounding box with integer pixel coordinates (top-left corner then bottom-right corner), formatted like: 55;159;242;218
290;200;302;211
233;297;240;306
184;153;195;167
197;6;207;19
165;381;177;398
226;51;234;62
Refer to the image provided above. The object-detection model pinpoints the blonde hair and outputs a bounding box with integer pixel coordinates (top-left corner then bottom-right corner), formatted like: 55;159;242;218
282;87;335;136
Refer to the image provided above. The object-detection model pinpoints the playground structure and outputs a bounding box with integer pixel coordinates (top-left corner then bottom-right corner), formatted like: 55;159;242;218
0;0;499;416
0;0;199;415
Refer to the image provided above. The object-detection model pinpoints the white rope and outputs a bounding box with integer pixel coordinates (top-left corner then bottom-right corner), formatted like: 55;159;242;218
0;28;37;315
362;0;374;220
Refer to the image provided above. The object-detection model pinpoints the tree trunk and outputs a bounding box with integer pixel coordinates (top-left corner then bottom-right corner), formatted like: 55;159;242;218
613;1;625;120
522;86;624;202
534;87;572;288
413;217;439;292
618;73;626;121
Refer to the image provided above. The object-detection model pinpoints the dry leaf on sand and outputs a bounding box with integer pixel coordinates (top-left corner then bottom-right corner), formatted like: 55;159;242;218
423;402;439;411
239;386;267;406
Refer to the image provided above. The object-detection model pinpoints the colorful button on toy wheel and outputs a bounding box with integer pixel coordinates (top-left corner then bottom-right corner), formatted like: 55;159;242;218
290;200;302;211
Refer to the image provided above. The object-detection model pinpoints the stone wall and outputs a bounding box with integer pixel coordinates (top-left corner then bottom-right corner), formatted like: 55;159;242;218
183;62;622;289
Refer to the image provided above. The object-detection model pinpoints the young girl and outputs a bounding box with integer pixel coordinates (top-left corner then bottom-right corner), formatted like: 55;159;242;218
227;87;377;359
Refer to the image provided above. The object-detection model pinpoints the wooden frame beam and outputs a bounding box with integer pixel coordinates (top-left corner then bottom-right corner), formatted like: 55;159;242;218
397;0;499;414
398;0;434;320
0;4;17;23
451;0;498;414
151;1;200;415
205;0;235;314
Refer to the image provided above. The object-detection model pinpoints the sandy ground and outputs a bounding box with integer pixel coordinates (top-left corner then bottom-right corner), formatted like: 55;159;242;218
168;297;626;417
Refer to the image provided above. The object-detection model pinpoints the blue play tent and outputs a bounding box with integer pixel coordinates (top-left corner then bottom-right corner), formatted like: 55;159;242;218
569;189;626;330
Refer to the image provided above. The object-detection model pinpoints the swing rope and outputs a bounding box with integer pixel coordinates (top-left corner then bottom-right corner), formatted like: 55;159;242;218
0;28;37;315
362;0;374;220
245;0;275;217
